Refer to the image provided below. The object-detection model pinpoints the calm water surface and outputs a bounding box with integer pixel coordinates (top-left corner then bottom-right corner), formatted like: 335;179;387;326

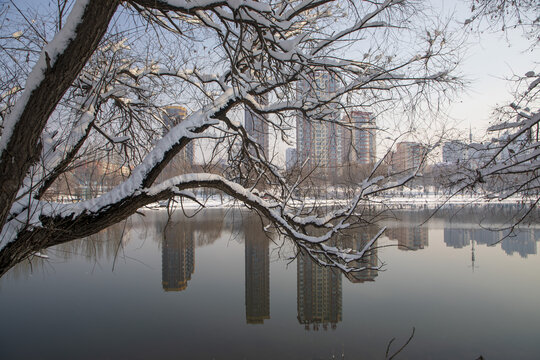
1;208;539;359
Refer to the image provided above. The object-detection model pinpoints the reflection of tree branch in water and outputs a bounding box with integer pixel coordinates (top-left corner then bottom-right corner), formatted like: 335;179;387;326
222;206;245;246
111;218;129;272
385;327;415;360
231;209;275;244
314;327;417;359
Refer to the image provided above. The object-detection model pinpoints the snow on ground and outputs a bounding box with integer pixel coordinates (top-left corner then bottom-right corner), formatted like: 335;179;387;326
140;193;533;211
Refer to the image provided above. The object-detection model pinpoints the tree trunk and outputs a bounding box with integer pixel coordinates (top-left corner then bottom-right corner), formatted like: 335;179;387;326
0;0;119;232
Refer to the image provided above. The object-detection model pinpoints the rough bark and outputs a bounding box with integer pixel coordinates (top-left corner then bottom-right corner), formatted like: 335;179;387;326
0;176;266;276
0;0;120;233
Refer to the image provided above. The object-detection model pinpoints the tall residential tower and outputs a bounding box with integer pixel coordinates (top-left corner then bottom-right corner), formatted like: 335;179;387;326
162;105;194;167
245;95;270;157
342;111;376;165
296;73;342;170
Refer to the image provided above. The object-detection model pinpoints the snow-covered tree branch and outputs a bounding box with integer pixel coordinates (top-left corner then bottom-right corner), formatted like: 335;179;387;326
437;0;539;226
0;0;459;276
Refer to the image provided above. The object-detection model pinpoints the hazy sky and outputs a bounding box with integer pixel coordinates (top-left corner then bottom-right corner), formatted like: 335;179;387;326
5;0;538;161
432;0;538;138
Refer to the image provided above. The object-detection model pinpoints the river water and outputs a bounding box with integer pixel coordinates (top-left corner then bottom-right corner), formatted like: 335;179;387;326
1;207;539;359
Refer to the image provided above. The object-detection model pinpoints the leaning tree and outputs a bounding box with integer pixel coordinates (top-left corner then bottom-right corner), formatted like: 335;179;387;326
0;0;458;276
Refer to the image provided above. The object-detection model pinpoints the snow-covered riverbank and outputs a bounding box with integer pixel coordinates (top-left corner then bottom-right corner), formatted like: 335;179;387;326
143;194;535;210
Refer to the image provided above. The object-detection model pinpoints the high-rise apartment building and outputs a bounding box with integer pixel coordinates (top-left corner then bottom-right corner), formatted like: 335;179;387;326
296;73;342;170
162;105;194;166
285;148;297;171
389;141;427;174
342;111;376;165
245;95;270;158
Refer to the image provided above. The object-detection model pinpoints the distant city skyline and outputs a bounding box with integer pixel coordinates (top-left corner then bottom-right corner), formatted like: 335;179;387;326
294;73;378;170
10;0;538;169
161;3;537;168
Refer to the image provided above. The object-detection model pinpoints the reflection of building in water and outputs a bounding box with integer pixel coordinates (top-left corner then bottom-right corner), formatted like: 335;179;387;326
162;223;195;291
386;225;428;251
244;218;270;324
444;228;471;249
297;252;342;331
443;224;539;258
444;227;497;249
470;229;498;246
341;226;380;283
500;229;538;258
